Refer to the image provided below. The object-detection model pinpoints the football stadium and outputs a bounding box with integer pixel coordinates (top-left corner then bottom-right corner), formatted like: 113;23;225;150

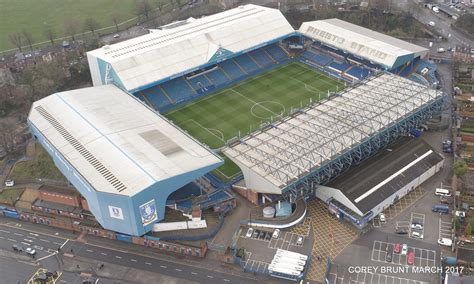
28;4;444;236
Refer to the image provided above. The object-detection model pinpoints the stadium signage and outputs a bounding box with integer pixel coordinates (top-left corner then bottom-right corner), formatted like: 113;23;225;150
305;25;389;62
140;199;158;226
108;205;124;220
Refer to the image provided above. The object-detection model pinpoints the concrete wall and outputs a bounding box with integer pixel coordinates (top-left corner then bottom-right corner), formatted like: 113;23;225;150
86;53;102;87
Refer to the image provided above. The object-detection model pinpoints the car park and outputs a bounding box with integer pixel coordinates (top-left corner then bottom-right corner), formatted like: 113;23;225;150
25;247;36;256
401;244;408;255
272;229;280;239
407;251;415;265
411;231;424;239
410;223;423;230
438;238;453;247
395;228;408;235
394;243;401;253
246;228;254;238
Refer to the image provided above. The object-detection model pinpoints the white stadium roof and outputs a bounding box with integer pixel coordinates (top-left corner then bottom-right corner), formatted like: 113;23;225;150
87;4;294;91
222;73;443;194
29;85;222;196
299;19;428;69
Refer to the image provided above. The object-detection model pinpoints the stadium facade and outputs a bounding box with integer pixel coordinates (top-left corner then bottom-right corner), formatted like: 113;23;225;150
29;4;443;235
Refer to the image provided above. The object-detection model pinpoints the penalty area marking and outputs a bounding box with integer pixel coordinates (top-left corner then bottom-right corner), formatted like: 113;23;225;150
185;119;226;144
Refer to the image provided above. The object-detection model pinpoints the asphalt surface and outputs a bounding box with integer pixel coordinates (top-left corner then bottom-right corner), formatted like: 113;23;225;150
0;222;261;283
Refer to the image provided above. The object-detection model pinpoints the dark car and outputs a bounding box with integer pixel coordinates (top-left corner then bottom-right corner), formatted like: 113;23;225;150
395;228;409;234
264;232;271;241
12;244;23;252
385;251;393;262
440;196;453;204
258;231;265;239
252;230;259;239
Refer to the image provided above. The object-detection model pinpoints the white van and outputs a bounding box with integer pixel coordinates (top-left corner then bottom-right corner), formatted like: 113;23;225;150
438;238;452;247
435;188;451;197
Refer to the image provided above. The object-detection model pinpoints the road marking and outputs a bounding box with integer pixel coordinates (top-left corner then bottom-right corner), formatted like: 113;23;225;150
160;265;167;268
86;249;94;252
191;272;197;275
14;232;23;236
39;239;50;243
207;275;214;278
101;253;107;256
224;279;230;282
29;233;39;237
145;262;152;265
0;229;11;234
7;238;17;242
115;256;122;259
53;242;62;246
60;239;69;249
37;252;58;261
21;242;31;246
131;259;137;262
175;268;182;272
23;239;33;243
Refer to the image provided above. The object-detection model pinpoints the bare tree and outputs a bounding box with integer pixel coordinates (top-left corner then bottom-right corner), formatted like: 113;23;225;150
136;0;152;20
111;13;122;32
0;121;16;154
22;30;34;51
44;25;56;45
63;19;79;41
8;32;23;52
156;0;165;13
84;18;100;36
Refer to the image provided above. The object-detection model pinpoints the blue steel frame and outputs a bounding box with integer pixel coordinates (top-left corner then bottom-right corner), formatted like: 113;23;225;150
282;92;445;200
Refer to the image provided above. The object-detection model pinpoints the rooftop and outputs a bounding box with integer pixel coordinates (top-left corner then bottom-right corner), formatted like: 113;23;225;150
299;18;428;68
327;137;444;215
28;84;222;197
222;73;443;193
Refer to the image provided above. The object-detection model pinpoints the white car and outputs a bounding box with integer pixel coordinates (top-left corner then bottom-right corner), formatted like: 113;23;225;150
401;244;408;255
379;213;386;222
438;238;453;247
272;229;281;239
410;223;423;230
245;228;254;238
411;231;424;239
25;247;36;256
428;21;436;27
4;179;14;187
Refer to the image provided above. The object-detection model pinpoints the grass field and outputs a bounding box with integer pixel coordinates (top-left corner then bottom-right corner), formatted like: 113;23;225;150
0;0;139;51
165;62;345;178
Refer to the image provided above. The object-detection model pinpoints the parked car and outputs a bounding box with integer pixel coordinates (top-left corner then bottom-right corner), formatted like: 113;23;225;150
411;231;424;239
296;236;304;246
264;232;271;241
394;244;401;254
401;244;408;255
385;251;393;262
258;231;265;239
407;251;415;265
440;196;453;204
25;247;36;256
429;21;436;26
410;223;423;230
395;228;408;235
252;230;259;239
272;229;281;239
246;228;254;238
379;213;386;223
4;179;14;187
438;238;453;247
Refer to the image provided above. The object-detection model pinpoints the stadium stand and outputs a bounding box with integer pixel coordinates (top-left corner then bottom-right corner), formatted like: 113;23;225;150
345;66;370;80
188;74;213;92
234;53;260;73
142;87;173;109
206;69;231;87
264;44;289;61
161;78;196;103
248;49;274;67
328;61;351;73
219;60;246;80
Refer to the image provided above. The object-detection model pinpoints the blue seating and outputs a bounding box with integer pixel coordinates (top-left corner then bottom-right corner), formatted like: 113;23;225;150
141;87;170;109
329;61;351;72
234;53;259;73
265;44;288;61
219;60;245;80
206;69;230;87
188;74;212;90
346;66;370;79
161;78;196;103
248;49;273;67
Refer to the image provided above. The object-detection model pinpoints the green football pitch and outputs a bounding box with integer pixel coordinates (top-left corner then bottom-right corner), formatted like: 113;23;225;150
164;62;345;179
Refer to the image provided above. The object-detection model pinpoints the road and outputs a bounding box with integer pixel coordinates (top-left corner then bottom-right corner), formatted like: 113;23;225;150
0;223;260;283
